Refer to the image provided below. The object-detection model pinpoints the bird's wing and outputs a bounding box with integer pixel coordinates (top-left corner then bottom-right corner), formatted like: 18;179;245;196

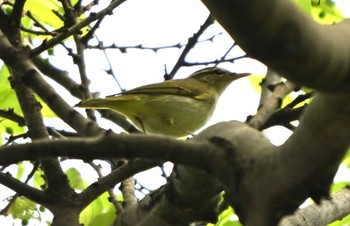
112;79;211;100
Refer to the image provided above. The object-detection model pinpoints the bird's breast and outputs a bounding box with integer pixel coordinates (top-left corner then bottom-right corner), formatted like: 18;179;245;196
127;94;218;137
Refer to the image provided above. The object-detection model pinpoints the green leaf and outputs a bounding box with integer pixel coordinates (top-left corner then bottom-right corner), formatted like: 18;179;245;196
0;66;21;113
248;74;265;93
311;0;344;24
0;120;25;145
330;181;350;194
0;66;26;141
22;0;86;41
80;192;117;226
15;162;25;180
293;0;312;15
4;4;13;15
341;148;350;166
5;126;14;135
8;197;36;220
293;0;344;24
33;168;46;190
87;203;116;226
328;214;350;226
24;0;65;29
207;207;242;226
0;65;56;118
66;167;87;190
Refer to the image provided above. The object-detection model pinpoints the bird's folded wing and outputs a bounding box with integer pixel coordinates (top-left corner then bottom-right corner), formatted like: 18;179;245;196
75;95;141;108
119;79;209;100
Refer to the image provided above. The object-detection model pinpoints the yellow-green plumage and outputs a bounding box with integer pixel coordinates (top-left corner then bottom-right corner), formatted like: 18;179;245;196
76;67;249;137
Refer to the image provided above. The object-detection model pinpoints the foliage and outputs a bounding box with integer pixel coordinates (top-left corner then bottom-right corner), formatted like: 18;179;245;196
80;192;117;226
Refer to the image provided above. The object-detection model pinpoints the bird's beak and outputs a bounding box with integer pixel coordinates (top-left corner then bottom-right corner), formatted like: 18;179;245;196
231;72;251;80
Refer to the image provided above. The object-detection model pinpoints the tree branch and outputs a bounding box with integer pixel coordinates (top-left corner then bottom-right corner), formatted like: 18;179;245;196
32;57;83;99
0;29;103;136
200;0;350;92
30;0;127;56
0;171;49;206
257;69;281;109
8;51;68;192
165;14;214;80
248;81;297;129
280;94;350;202
0;134;224;169
280;187;350;226
11;0;25;28
88;161;124;214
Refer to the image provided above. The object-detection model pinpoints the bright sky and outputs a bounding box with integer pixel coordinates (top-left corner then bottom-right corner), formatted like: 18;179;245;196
335;0;350;17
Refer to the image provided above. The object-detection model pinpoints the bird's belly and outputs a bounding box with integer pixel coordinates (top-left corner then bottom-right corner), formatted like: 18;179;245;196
128;95;215;137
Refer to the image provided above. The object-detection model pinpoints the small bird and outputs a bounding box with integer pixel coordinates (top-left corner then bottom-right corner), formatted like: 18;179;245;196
76;67;249;137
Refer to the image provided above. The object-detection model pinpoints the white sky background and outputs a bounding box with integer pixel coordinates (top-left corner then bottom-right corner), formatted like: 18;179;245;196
1;0;350;225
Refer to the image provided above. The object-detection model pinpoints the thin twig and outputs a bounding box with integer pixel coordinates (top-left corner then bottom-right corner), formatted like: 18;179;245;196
87;33;222;52
89;161;124;214
30;0;127;56
0;109;26;126
165;14;214;80
214;43;237;67
92;36;125;92
284;92;314;109
59;0;96;120
183;55;246;67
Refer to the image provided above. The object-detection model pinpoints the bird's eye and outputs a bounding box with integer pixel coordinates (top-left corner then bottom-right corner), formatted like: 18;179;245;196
212;69;223;75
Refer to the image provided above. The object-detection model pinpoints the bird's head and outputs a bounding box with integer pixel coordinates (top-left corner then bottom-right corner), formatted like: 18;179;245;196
189;67;250;95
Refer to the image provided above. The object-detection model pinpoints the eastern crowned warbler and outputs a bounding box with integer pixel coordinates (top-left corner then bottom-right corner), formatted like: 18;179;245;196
76;67;249;137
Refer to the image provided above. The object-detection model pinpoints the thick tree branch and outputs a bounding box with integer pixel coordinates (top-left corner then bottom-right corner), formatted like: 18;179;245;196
201;0;350;92
9;67;69;191
280;187;350;226
117;165;222;226
197;2;350;224
0;134;224;169
32;57;83;99
258;69;281;108
280;94;350;201
1;19;70;194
